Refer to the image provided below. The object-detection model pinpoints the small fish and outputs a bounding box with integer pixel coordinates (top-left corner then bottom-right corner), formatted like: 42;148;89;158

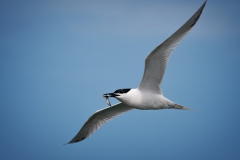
106;97;111;106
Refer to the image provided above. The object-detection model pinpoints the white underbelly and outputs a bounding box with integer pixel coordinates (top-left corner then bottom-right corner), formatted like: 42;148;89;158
117;91;173;110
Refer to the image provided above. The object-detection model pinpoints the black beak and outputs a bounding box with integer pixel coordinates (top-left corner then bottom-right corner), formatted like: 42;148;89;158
103;92;119;106
102;93;117;98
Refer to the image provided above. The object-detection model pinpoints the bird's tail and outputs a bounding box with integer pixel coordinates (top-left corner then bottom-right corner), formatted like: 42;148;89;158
173;103;192;110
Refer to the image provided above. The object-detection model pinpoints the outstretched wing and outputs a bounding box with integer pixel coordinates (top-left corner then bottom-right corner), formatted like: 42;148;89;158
67;103;133;143
139;1;206;94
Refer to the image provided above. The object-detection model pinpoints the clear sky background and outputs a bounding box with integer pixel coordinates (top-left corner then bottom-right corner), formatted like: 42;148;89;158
1;0;240;159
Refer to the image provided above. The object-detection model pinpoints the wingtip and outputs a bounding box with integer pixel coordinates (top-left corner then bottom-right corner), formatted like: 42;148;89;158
65;137;86;145
204;1;207;6
63;141;78;145
200;0;207;10
189;0;207;28
197;0;207;15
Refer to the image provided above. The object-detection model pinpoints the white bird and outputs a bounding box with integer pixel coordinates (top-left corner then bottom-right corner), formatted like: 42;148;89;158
67;1;206;144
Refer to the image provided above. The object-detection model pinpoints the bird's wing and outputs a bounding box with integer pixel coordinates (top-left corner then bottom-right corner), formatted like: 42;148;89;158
138;1;206;94
68;103;133;143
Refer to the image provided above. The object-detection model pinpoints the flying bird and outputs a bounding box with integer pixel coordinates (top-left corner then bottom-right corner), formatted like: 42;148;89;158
67;1;206;144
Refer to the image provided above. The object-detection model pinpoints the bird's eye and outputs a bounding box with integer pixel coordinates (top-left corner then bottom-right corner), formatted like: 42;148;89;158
114;89;121;94
114;88;131;94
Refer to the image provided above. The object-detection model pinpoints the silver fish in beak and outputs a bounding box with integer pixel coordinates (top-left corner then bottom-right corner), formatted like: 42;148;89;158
102;92;119;106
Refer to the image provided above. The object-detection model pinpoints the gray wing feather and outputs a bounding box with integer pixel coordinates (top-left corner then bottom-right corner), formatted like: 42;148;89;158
68;103;133;143
139;1;206;94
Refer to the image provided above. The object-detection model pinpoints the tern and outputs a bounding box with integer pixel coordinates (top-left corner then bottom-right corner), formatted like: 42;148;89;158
67;1;206;143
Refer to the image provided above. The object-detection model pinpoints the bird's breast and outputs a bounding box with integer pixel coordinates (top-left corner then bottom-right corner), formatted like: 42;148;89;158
116;89;172;110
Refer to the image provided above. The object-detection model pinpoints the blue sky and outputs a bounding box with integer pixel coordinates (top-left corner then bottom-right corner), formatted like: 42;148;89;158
1;0;240;159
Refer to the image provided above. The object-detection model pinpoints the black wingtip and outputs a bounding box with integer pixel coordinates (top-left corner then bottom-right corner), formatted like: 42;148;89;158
203;0;207;10
200;1;207;13
65;137;86;145
190;1;207;28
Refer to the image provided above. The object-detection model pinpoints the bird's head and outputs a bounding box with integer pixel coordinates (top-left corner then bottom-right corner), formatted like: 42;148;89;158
103;88;131;106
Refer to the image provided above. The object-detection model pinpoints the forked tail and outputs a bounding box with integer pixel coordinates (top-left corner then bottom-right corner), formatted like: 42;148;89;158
174;103;192;110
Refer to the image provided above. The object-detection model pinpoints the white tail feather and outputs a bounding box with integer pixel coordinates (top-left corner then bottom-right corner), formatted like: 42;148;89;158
174;103;192;110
